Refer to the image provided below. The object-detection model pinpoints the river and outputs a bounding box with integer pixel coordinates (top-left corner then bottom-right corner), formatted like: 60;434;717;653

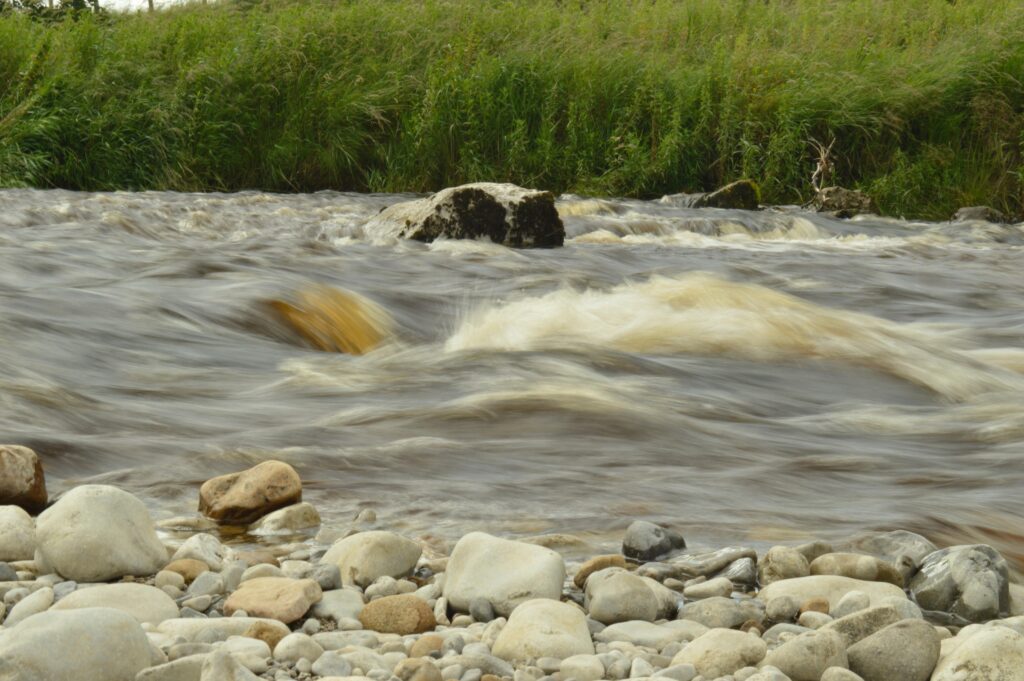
1;189;1022;559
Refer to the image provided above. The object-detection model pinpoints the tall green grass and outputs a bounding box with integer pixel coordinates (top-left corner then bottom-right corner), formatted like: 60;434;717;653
1;0;1022;218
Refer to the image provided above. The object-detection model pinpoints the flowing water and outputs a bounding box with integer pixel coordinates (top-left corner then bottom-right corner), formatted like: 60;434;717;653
2;189;1023;557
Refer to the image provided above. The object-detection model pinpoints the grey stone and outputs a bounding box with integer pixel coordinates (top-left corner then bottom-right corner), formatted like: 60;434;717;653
758;546;810;586
187;571;224;598
470;597;496;623
670;629;766;679
623;521;685;562
136;654;208;681
820;669;864;681
311;563;342;591
909;544;1009;623
312;651;353;677
199;651;260;681
766;596;800;622
718;557;757;588
831;591;870;620
0;562;17;582
677;597;764;629
672;548;757;579
587;570;659;624
761;629;847;681
953;206;1007;223
847;619;939;681
844;530;936;565
819;605;902;647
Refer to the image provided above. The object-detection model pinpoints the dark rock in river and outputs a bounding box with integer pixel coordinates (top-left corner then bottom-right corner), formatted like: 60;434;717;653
363;183;564;248
811;186;877;218
661;179;761;210
909;544;1009;623
622;520;685;561
952;205;1007;223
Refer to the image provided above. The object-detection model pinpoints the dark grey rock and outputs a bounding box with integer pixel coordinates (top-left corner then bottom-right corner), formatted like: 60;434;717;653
312;563;342;591
622;521;685;561
469;598;495;623
909;544;1009;623
953;206;1007;223
0;563;17;582
717;557;757;588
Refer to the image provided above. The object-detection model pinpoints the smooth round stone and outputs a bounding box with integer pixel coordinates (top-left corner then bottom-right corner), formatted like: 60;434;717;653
358;594;436;635
766;596;800;622
719;557;757;587
560;654;605;681
163;558;210;584
574;555;627;589
311;588;365;622
365;575;400;599
677;597;765;629
0;607;151;681
492;599;594;662
810;553;904;587
35;485;166;582
312;563;342;591
443;532;565;618
683;577;732;600
52;583;179;624
395;657;443;681
312;651;354;677
198;460;302;525
321;531;422;589
241;563;283;582
595;621;695;649
0;444;47;511
847;619;940;681
819;605;903;647
224;577;322;624
586;570;659;624
470;598;496;623
250;502;321;534
652;663;698;681
758;576;907;610
274;632;325;664
758;547;810;586
410;633;445;658
821;668;866;681
931;626;1024;680
832;590;870;619
156;570;186;590
798;610;833;628
187;571;224;598
0;506;36;561
670;628;766;679
622;521;685;562
4;586;54;626
761;629;847;681
845;530;937;565
909;544;1010;623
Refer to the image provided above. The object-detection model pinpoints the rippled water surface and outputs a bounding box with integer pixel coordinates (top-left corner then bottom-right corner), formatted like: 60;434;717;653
2;189;1023;555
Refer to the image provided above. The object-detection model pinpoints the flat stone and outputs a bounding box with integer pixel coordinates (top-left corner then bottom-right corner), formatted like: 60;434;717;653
35;485;167;582
0;506;36;561
820;669;865;681
51;582;178;624
157;616;290;643
670;628;766;679
843;530;936;565
596;620;696;648
136;653;209;681
443;532;565;617
847;619;939;681
560;654;605;681
250;502;321;534
819;605;902;647
4;585;53;626
758;576;906;611
758;546;810;586
574;554;627;589
312;588;365;622
831;591;870;619
320;531;422;588
684;576;732;600
909;544;1010;623
719;557;757;587
358;594;436;634
761;629;847;681
273;631;324;664
223;577;322;624
0;445;47;511
0;607;150;681
199;650;260;681
198;460;302;525
672;548;758;578
677;596;765;629
810;553;903;587
622;521;685;561
492;599;594;662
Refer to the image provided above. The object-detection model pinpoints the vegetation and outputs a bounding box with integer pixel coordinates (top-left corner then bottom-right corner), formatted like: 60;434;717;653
1;0;1022;218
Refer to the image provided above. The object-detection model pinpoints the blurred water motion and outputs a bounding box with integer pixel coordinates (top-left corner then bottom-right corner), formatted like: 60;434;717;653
1;189;1022;558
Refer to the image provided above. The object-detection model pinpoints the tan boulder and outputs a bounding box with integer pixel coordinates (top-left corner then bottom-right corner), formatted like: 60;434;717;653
199;460;301;524
163;558;210;583
0;445;47;511
810;553;904;587
410;634;445;657
224;577;322;624
244;620;289;649
574;554;626;589
359;594;436;635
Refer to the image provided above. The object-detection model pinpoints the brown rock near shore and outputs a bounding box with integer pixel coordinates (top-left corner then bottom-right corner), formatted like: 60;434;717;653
199;460;302;524
0;445;47;512
359;594;437;635
224;577;321;623
163;558;210;584
574;554;627;589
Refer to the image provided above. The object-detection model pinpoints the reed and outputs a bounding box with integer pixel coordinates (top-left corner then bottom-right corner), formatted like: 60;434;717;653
1;0;1022;219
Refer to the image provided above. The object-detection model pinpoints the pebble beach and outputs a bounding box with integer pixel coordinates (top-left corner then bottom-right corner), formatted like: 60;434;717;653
1;446;1022;681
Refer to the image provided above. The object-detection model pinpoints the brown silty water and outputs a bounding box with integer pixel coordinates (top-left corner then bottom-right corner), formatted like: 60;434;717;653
1;189;1022;560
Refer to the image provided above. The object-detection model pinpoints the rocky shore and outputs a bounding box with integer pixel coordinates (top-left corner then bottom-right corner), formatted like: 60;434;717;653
1;445;1023;681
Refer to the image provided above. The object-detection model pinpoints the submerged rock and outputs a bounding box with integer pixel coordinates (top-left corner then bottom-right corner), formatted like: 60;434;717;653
909;544;1009;623
364;183;565;248
953;205;1007;223
661;179;761;210
0;445;47;512
811;186;877;218
622;520;685;561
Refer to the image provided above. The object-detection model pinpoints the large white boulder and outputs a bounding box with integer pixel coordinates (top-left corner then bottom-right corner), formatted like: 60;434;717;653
0;505;36;561
931;626;1024;680
320;531;421;588
670;628;767;678
443;532;565;616
0;607;151;681
35;485;167;582
52;583;179;624
492;599;594;662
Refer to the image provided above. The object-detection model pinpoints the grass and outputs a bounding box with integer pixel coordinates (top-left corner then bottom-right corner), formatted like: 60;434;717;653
1;0;1023;219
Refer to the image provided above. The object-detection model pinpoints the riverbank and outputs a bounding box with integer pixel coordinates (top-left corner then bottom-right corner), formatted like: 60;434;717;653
1;450;1023;681
1;0;1023;219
